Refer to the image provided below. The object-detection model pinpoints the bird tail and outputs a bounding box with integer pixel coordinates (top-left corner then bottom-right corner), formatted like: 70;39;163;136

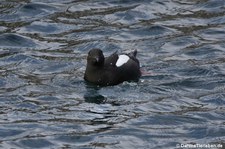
128;49;137;58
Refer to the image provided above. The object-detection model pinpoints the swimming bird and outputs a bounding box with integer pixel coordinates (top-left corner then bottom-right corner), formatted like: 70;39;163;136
84;48;141;86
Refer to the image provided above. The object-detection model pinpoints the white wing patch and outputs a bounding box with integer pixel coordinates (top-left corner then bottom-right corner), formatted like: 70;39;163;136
116;55;129;67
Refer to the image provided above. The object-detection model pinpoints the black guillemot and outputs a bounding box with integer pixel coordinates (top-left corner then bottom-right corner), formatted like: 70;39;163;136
84;48;141;86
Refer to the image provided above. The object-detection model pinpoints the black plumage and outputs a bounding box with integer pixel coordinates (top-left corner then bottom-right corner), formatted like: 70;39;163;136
84;48;141;86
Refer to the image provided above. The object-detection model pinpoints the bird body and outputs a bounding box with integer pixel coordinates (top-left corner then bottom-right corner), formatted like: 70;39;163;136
84;49;141;86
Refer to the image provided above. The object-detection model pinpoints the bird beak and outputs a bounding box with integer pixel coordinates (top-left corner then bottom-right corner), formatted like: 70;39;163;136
95;57;99;63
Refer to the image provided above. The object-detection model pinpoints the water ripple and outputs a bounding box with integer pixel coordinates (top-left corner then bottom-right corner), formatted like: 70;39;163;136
0;0;225;149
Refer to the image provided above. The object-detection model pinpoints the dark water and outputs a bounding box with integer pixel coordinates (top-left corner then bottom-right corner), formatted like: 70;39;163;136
1;0;225;148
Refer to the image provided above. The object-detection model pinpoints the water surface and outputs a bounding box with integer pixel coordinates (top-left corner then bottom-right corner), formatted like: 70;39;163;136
0;0;225;148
